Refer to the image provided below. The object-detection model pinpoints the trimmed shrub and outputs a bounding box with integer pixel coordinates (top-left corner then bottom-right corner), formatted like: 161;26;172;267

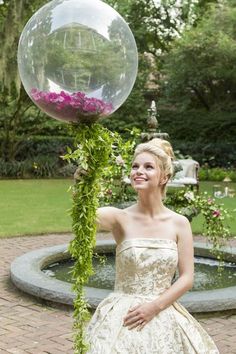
171;140;236;168
0;156;60;178
14;136;73;161
199;167;236;182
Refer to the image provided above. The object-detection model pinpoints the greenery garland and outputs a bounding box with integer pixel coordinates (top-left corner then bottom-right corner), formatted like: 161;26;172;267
165;189;231;265
63;123;115;354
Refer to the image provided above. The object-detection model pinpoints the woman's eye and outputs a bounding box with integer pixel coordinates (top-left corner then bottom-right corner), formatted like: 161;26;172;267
146;165;154;169
132;165;138;169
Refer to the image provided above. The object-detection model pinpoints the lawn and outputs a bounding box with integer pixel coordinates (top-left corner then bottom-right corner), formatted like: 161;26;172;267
0;179;235;237
0;179;72;237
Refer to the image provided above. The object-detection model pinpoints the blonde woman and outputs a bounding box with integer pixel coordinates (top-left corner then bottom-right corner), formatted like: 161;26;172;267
85;138;219;353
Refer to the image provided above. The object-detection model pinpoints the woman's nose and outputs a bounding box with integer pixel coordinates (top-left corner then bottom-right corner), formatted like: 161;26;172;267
137;166;144;174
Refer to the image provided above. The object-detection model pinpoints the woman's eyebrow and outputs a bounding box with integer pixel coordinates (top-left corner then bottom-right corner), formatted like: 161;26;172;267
133;161;155;165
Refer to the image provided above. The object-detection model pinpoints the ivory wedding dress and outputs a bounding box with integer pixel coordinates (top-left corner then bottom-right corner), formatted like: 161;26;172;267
85;238;219;353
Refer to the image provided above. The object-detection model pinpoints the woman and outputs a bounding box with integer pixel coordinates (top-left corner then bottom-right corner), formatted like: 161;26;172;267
85;138;219;353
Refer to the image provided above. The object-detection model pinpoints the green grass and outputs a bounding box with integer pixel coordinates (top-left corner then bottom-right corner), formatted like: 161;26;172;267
0;179;72;237
0;179;235;237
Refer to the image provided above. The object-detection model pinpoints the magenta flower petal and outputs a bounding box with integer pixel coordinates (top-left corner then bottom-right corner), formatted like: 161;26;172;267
30;88;112;121
212;210;221;217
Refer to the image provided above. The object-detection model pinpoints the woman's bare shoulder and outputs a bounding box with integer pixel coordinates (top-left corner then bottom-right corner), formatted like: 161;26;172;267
166;209;192;244
97;206;124;219
165;207;190;225
96;206;125;231
122;204;138;213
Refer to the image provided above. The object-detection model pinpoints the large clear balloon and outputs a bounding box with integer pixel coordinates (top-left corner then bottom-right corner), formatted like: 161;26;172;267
18;0;138;123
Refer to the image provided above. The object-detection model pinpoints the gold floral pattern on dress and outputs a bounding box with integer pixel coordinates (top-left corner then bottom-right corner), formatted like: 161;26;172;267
85;238;219;354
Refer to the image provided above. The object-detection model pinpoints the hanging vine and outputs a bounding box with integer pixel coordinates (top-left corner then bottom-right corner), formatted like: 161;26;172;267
62;122;116;354
165;189;231;265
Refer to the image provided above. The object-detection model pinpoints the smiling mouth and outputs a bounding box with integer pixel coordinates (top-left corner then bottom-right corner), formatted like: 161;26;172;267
134;178;147;181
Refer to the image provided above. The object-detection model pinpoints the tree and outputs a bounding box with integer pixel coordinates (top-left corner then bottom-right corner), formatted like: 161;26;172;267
0;0;64;161
160;1;236;111
106;0;216;55
0;0;222;161
102;0;220;134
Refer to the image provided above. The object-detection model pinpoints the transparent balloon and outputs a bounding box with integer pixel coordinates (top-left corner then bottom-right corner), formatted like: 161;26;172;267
18;0;138;123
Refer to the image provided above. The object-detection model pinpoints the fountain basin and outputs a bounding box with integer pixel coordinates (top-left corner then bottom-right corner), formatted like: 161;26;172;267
10;240;236;313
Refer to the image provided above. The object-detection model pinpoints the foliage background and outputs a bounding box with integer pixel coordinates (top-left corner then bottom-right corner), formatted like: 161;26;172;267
0;0;235;173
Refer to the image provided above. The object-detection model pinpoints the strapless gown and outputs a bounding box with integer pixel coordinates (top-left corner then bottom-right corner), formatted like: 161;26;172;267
85;238;219;353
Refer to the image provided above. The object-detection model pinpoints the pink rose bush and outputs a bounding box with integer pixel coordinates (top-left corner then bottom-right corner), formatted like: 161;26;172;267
30;88;113;123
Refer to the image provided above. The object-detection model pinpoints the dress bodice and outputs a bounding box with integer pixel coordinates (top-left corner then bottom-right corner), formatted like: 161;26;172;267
114;238;178;297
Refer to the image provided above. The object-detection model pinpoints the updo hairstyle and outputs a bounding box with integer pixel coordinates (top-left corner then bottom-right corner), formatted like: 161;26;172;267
133;138;175;197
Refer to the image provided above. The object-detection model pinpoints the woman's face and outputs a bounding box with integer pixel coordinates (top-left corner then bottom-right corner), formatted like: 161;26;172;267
130;152;164;192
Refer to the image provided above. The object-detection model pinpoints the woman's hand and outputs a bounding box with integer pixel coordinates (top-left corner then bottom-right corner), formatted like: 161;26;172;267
123;301;160;331
74;166;88;180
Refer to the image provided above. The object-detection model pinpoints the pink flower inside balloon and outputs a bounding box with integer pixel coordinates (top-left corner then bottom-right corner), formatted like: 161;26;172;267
30;89;113;123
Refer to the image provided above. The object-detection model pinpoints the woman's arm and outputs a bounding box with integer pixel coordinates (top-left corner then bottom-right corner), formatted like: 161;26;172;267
96;206;120;232
152;215;194;313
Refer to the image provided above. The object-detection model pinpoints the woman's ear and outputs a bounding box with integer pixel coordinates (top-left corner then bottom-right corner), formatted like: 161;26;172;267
159;175;169;186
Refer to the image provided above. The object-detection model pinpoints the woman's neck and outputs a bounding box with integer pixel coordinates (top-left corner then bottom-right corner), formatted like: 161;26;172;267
136;191;166;218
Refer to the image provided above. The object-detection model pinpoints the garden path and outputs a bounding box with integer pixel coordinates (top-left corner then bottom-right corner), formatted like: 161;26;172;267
0;233;235;354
